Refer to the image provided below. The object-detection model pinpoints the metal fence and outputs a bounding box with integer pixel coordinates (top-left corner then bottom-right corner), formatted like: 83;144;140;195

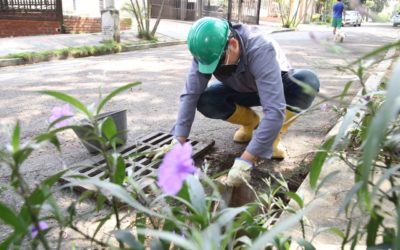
202;0;260;24
149;0;260;24
0;0;62;20
151;0;196;21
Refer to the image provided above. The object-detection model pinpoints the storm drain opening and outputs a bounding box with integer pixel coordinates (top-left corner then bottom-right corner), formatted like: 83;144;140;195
59;131;215;193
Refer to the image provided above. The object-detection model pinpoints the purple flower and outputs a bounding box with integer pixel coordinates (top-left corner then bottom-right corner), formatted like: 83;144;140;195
320;103;330;112
30;221;49;238
49;104;74;128
157;143;197;195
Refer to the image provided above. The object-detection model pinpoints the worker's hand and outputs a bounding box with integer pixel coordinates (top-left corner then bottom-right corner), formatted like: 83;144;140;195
147;138;179;161
226;158;253;187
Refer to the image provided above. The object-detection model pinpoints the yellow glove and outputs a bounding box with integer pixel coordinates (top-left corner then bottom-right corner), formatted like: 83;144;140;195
226;158;253;187
147;138;179;161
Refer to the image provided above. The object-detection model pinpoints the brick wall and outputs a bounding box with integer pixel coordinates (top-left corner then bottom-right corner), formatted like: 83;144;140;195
0;16;132;38
0;20;61;38
63;16;101;33
64;16;132;34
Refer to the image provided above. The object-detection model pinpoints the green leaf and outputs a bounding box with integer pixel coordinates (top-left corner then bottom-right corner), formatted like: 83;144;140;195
367;243;393;250
295;238;316;250
337;182;363;216
93;214;112;244
285;192;304;208
350;40;400;66
236;235;252;246
96;82;141;115
13;147;34;167
63;179;163;218
395;201;400;250
249;205;314;250
28;186;48;206
366;210;383;246
100;117;117;142
309;137;334;189
11;121;20;152
340;80;353;101
114;155;126;185
332;105;362;149
315;170;340;195
186;175;207;218
35;132;61;151
0;202;25;233
329;227;345;239
47;115;73;130
0;233;17;250
43;169;69;187
40;90;91;117
136;228;197;250
135;213;148;244
360;61;400;208
149;238;164;250
46;194;63;222
372;165;400;199
96;193;107;211
216;207;248;227
28;169;68;206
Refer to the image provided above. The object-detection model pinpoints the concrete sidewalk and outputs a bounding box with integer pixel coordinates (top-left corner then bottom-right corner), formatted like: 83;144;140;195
0;19;289;58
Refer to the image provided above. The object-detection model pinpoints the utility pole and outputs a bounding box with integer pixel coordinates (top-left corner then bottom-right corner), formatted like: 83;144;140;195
101;0;120;42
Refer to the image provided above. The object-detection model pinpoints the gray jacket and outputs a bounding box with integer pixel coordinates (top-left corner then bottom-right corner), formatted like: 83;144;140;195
172;23;290;159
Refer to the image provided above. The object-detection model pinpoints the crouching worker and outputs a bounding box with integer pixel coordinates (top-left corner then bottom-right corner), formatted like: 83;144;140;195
170;17;320;186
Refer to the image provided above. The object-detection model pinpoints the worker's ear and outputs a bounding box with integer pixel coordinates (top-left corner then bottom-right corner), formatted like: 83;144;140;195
228;38;239;52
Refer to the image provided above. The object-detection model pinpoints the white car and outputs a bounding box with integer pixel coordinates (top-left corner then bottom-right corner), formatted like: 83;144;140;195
393;13;400;27
344;11;362;26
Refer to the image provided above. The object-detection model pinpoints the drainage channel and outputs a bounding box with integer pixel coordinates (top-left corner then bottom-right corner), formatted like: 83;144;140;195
59;131;215;192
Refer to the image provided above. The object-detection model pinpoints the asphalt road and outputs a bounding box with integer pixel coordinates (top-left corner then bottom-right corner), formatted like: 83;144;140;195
0;22;398;175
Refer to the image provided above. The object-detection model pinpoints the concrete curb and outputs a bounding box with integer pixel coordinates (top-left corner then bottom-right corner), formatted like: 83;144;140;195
0;40;186;68
121;40;186;52
279;47;397;247
0;58;25;67
271;28;296;33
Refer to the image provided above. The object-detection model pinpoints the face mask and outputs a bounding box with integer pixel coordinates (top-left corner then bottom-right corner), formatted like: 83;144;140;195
218;64;238;76
216;48;238;76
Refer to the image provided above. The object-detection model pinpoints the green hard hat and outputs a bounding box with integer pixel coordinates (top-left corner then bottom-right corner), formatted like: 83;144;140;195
187;17;229;74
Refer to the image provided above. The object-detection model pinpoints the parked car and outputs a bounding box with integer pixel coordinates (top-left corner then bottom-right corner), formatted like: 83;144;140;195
344;10;362;26
393;12;400;27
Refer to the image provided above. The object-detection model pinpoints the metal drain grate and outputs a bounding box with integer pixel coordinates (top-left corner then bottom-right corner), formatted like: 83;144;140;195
59;131;215;192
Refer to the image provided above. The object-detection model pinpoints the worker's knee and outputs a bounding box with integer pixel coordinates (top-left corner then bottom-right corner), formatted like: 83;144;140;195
197;92;231;119
292;69;320;93
283;69;320;111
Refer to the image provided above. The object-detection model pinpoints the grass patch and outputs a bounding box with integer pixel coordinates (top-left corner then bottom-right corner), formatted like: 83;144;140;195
1;36;182;66
3;41;123;62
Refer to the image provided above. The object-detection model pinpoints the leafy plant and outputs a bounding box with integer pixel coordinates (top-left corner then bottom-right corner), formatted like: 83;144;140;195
277;0;303;28
122;0;166;40
308;39;400;248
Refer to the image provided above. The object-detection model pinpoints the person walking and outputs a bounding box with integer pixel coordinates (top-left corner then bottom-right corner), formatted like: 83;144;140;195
171;17;320;186
332;0;345;35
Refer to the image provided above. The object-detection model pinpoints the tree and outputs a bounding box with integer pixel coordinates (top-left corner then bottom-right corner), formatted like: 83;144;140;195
370;0;388;12
365;0;374;21
277;0;303;28
123;0;166;40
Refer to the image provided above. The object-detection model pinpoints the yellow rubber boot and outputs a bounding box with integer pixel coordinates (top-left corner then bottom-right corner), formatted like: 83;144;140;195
226;105;260;143
272;109;297;160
